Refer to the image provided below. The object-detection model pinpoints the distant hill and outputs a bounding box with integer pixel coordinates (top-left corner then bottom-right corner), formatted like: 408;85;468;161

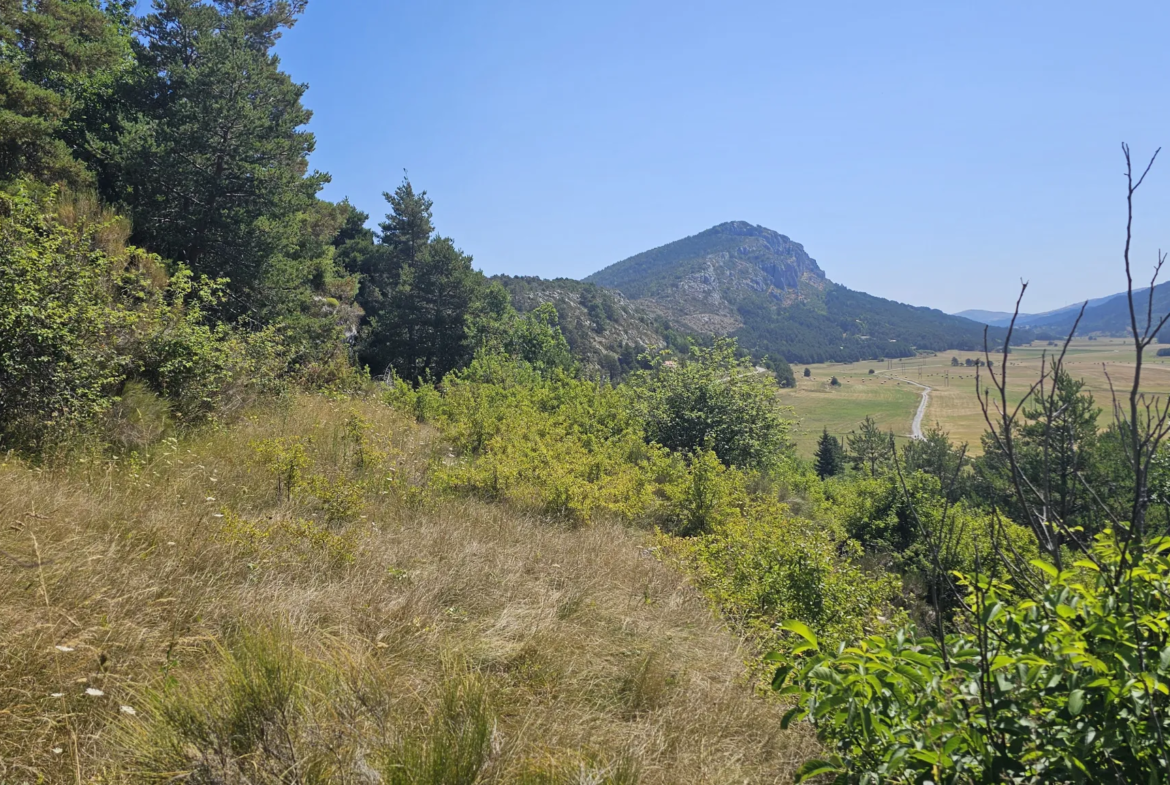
493;275;690;378
954;309;1032;328
959;285;1170;337
584;221;1004;364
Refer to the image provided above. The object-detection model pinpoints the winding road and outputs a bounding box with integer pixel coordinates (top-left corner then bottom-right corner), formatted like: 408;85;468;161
881;375;932;440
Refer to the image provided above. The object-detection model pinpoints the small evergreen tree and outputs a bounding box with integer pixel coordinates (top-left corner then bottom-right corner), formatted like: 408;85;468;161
848;415;892;477
814;428;844;479
803;367;812;378
356;177;485;382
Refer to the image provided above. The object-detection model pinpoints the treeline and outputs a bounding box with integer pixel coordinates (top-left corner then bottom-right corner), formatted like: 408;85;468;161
0;0;584;451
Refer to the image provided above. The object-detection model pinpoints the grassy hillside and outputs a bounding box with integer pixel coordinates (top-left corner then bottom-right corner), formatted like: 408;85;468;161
0;394;813;783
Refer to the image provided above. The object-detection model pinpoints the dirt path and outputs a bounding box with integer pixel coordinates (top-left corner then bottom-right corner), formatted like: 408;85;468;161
881;374;932;439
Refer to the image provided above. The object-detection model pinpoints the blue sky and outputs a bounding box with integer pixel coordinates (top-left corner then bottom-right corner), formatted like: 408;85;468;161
263;1;1168;313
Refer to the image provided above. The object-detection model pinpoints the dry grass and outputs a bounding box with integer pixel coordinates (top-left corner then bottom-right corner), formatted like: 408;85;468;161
787;339;1170;455
0;394;813;784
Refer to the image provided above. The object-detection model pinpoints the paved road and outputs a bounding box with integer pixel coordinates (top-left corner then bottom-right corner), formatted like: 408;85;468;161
881;374;932;440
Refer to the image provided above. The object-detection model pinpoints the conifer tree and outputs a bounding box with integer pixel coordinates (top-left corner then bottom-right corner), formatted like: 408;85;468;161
0;0;133;185
99;0;330;323
848;415;893;476
814;427;844;479
357;178;484;382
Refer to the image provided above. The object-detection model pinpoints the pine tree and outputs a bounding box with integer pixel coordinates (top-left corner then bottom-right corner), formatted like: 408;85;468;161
100;0;329;323
814;427;844;479
357;178;484;382
848;415;893;477
0;0;132;185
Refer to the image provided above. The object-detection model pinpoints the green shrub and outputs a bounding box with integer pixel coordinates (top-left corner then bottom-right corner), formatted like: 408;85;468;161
663;467;900;651
430;355;673;524
0;183;288;452
775;530;1170;783
625;339;792;471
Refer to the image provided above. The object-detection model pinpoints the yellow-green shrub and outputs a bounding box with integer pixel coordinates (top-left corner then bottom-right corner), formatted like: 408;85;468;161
662;482;901;652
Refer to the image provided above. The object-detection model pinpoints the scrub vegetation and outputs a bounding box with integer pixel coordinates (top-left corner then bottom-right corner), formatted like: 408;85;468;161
4;2;1170;783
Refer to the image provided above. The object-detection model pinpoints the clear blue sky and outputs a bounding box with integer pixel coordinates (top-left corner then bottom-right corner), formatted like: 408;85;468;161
266;0;1169;314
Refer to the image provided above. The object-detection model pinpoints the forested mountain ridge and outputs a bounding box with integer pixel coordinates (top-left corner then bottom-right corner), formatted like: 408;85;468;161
584;222;1006;363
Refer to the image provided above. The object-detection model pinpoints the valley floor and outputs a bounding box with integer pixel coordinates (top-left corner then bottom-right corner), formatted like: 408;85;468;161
786;338;1170;455
0;395;812;784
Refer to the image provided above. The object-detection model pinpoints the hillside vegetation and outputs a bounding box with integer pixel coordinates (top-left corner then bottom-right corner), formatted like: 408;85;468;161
5;2;1170;783
0;395;819;783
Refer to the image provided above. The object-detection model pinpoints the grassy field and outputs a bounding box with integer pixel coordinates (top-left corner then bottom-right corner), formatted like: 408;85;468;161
785;338;1170;457
0;394;812;784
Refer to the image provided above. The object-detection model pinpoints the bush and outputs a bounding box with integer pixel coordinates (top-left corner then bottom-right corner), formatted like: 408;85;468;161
428;353;673;524
664;467;900;652
775;529;1170;783
625;339;792;471
0;183;286;452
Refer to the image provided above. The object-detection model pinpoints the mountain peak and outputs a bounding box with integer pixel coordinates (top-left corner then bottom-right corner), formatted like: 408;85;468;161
584;221;824;304
580;222;998;363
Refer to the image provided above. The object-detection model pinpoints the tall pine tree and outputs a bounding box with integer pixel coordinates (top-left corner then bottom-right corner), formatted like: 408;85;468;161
99;0;332;324
0;0;133;186
354;178;483;382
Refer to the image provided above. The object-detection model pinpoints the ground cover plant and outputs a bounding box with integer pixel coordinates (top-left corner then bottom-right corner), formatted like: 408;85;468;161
0;395;821;783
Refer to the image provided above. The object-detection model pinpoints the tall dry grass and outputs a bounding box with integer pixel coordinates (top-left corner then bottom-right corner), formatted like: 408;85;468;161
0;394;814;783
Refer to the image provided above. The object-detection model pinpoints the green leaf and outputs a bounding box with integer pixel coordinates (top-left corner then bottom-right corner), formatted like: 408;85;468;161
771;664;792;691
780;620;819;650
780;705;802;730
1068;689;1085;716
794;759;840;783
1031;558;1059;578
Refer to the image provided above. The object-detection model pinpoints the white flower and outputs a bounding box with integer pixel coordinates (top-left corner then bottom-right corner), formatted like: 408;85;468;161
120;705;137;716
55;645;74;652
205;496;216;502
84;688;104;697
52;747;63;755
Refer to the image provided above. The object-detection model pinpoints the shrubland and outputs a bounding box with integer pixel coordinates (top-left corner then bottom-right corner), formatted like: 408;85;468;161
5;2;1170;783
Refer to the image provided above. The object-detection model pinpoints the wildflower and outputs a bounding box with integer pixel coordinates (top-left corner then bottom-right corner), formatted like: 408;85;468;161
52;747;63;755
84;688;104;697
205;496;216;502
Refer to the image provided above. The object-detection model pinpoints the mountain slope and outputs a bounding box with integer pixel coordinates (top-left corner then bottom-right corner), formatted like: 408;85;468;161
1029;283;1170;336
960;285;1170;336
586;222;1003;364
954;309;1029;327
